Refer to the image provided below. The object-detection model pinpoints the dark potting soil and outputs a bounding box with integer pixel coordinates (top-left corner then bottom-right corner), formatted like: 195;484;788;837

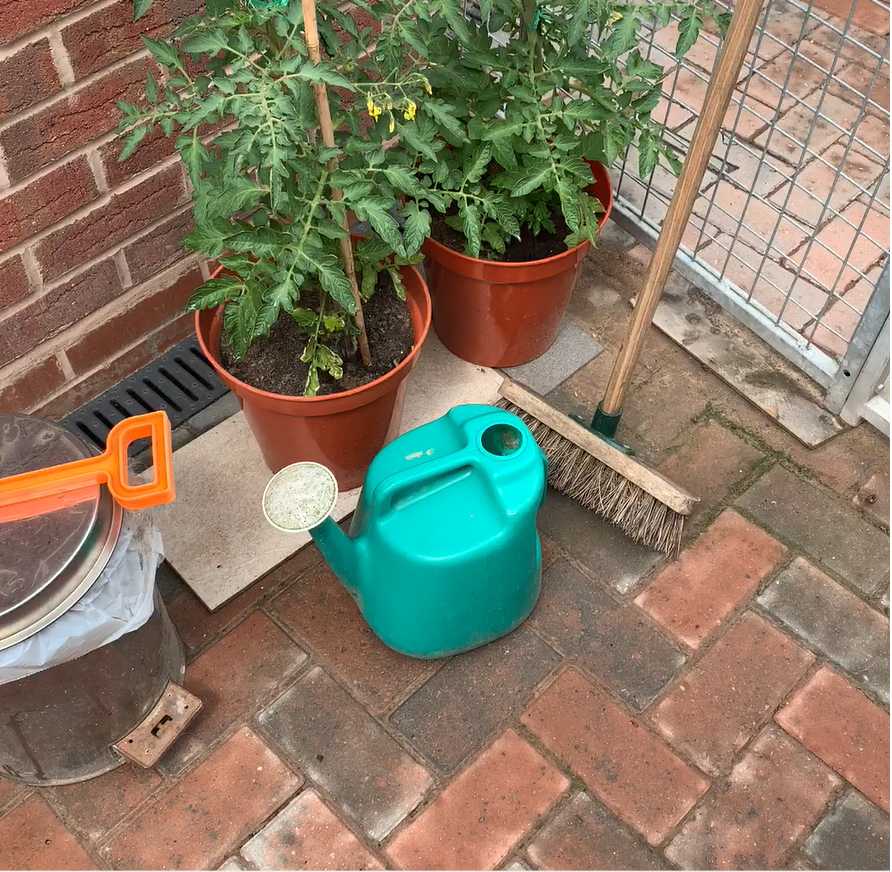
430;207;573;263
220;272;414;397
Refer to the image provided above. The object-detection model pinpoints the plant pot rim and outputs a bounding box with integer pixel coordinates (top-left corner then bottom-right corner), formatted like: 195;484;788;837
196;262;432;405
423;159;614;268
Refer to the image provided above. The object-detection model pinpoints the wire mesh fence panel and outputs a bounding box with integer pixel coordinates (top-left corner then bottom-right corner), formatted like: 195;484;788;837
611;0;890;390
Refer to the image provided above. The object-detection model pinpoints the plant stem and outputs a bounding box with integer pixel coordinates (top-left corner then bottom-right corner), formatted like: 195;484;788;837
522;0;541;73
301;0;372;368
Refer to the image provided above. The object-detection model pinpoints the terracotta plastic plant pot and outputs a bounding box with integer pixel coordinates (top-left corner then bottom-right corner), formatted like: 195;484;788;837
423;160;614;367
195;264;432;490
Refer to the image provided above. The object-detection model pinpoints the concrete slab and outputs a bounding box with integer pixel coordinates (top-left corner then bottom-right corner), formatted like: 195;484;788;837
646;284;845;447
501;321;602;395
156;333;502;609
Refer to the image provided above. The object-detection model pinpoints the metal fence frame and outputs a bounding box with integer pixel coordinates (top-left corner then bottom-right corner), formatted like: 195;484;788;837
610;0;890;421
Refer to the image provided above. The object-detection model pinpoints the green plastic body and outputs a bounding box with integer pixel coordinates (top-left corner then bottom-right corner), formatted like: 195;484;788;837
309;405;548;659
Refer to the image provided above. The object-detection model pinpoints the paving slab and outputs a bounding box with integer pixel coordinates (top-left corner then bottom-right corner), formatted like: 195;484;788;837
802;789;891;871
758;557;890;703
390;624;561;771
501;320;602;395
646;284;844;447
537;488;662;595
156;334;502;609
737;465;890;595
257;666;432;841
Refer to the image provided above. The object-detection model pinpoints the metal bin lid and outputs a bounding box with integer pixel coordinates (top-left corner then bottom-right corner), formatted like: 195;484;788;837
0;414;122;651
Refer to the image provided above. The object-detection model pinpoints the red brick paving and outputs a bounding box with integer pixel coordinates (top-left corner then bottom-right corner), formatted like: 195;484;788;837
525;791;662;870
648;612;814;775
385;730;568;870
268;562;435;715
775;666;890;812
50;763;164;844
635;510;788;649
160;611;307;774
665;726;840;869
103;727;302;870
522;668;709;845
240;790;384;870
0;795;96;871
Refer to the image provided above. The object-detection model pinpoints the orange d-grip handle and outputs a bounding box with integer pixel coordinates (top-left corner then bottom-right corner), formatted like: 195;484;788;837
0;411;175;522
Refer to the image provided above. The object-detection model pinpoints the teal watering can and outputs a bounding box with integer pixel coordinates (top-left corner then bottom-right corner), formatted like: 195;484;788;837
262;405;548;659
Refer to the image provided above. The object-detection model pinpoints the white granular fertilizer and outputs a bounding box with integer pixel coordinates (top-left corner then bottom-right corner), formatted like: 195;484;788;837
263;462;337;532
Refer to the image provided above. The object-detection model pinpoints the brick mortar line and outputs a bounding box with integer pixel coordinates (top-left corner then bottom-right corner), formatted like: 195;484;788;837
167;550;326;665
0;150;185;282
730;497;889;597
254;555;453;723
235;780;391;870
46;27;76;86
752;599;890;711
509;704;683;866
0;47;152;136
534;536;688;656
246;677;435;856
33;789;115;870
92;651;319;854
0;194;192;339
0;0;115;59
697;403;889;536
17;279;198;415
363;651;575;854
0;254;201;388
0;128;120;196
253;625;450;785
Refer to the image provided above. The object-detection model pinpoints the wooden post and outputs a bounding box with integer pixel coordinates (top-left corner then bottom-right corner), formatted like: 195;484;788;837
600;0;765;414
301;0;372;367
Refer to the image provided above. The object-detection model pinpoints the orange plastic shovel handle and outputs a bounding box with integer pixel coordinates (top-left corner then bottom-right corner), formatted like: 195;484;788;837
0;411;175;522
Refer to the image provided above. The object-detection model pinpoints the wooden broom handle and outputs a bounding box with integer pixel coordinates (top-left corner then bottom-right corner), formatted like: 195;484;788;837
601;0;765;414
301;0;372;367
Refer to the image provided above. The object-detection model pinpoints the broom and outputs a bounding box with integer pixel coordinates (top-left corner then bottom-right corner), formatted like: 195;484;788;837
499;0;765;554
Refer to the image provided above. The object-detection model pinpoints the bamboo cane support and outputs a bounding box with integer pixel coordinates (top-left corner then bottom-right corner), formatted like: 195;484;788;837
301;0;372;367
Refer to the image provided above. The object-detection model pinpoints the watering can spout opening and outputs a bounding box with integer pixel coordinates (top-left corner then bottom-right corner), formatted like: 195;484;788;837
261;461;361;598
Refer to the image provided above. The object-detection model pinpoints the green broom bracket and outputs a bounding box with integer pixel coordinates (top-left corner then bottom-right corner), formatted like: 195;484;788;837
570;403;635;456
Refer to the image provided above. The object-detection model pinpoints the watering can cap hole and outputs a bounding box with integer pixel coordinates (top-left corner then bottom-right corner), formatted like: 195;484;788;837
262;462;338;533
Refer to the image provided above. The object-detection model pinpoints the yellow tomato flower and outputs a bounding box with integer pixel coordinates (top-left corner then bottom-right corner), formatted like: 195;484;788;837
612;11;623;21
423;76;432;95
403;99;417;121
389;112;396;133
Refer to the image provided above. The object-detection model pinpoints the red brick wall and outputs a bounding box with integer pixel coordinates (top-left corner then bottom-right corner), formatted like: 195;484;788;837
0;0;207;419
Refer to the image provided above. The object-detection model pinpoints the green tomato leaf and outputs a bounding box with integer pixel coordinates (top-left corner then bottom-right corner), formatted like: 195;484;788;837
511;160;553;198
183;219;231;257
675;8;705;59
361;199;406;257
133;0;154;21
387;266;406;300
361;268;377;300
297;61;354;90
140;36;180;70
118;124;148;162
421;99;468;144
401;202;431;255
181;29;229;54
460;201;482;258
317;257;356;313
186;276;243;311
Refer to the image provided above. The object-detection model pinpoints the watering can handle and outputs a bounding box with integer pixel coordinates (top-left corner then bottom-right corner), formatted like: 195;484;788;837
370;448;483;516
0;411;175;522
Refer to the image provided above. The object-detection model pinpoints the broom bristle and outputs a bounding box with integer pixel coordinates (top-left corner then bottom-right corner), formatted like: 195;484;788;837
497;398;684;554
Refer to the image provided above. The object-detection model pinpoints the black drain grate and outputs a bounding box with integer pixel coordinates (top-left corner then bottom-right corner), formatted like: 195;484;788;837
63;338;228;451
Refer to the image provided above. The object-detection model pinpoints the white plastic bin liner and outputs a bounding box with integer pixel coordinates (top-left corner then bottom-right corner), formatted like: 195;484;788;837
0;510;163;685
